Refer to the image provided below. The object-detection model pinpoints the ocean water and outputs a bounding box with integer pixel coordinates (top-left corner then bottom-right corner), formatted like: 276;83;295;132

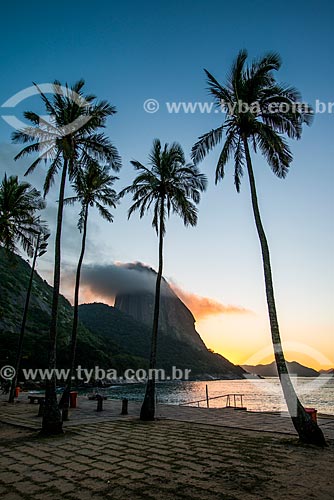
85;376;334;415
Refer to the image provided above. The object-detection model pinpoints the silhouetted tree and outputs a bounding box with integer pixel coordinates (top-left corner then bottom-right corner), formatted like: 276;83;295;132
192;50;326;446
60;161;118;420
13;81;121;434
121;139;207;420
8;231;50;403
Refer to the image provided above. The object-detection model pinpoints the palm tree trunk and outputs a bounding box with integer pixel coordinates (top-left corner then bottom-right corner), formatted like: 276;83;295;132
140;198;164;420
41;161;68;435
60;204;89;421
243;137;326;446
8;234;40;403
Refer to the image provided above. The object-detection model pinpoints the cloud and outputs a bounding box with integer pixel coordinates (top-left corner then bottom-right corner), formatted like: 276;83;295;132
64;261;252;320
85;262;155;292
170;284;251;320
59;261;157;305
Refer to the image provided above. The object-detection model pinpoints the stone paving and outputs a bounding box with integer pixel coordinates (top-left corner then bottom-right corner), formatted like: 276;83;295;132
1;393;334;440
0;395;334;499
0;418;333;500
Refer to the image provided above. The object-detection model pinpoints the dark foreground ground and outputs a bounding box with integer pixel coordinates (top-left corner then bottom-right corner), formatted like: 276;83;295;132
0;417;333;500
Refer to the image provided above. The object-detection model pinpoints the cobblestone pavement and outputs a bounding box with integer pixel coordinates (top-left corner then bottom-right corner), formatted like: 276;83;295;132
1;394;334;440
0;419;333;500
1;395;333;499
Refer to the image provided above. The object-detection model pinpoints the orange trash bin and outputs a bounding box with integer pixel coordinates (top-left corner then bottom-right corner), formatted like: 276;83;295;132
15;386;20;398
305;408;317;423
69;391;78;408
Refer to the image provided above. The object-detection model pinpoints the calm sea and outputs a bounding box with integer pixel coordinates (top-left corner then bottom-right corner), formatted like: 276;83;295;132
86;376;334;415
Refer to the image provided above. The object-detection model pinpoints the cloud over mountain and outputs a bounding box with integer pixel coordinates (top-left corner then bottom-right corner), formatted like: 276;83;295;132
73;261;252;320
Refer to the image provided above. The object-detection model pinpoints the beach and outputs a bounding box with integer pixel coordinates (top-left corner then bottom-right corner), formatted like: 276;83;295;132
1;395;333;499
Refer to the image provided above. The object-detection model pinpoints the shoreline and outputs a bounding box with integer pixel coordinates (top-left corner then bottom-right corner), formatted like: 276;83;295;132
5;384;334;418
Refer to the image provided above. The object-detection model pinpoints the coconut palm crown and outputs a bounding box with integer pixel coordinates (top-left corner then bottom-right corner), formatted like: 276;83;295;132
0;173;46;256
192;50;313;190
122;139;207;234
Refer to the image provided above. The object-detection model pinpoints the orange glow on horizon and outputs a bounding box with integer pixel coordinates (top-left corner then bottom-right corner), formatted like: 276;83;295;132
196;315;334;371
59;280;333;372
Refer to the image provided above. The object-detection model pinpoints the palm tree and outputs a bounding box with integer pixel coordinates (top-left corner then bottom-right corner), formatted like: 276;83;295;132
0;173;45;257
60;161;118;420
12;80;121;435
191;50;326;446
120;139;207;420
0;173;47;404
8;231;50;404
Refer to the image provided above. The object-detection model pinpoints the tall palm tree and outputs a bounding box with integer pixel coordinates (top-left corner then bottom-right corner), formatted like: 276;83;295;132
60;161;118;420
12;80;121;435
120;139;207;420
191;50;326;446
0;173;45;257
8;231;50;404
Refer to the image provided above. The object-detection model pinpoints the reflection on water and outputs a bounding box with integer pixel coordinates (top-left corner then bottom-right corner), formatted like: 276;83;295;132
82;376;334;415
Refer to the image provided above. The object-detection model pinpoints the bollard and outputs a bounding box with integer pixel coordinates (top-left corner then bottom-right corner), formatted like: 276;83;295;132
96;394;103;412
121;398;128;415
305;408;318;423
62;407;69;422
37;400;45;417
69;391;78;409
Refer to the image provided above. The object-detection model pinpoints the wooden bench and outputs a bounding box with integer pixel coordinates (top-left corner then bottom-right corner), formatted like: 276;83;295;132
28;394;45;417
28;394;45;404
88;394;107;401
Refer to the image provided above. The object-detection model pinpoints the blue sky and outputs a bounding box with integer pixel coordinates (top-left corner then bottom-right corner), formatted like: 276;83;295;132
1;0;333;367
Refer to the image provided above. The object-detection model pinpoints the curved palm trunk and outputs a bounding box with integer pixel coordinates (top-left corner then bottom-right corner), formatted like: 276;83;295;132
140;199;164;421
8;234;40;403
60;204;88;421
243;137;326;446
41;161;68;435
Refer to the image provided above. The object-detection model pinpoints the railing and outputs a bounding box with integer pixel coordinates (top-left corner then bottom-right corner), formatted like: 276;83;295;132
179;385;245;409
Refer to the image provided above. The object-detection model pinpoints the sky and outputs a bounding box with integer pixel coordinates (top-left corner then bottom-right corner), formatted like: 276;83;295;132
0;0;333;369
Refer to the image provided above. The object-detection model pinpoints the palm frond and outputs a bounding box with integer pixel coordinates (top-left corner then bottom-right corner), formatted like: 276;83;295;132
95;202;114;223
254;122;292;177
215;129;236;183
234;136;244;192
205;69;233;106
191;126;225;164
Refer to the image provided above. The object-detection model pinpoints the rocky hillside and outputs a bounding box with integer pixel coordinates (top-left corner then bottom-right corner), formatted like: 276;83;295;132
0;248;144;372
114;268;206;352
242;361;320;377
0;248;246;379
79;302;246;378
